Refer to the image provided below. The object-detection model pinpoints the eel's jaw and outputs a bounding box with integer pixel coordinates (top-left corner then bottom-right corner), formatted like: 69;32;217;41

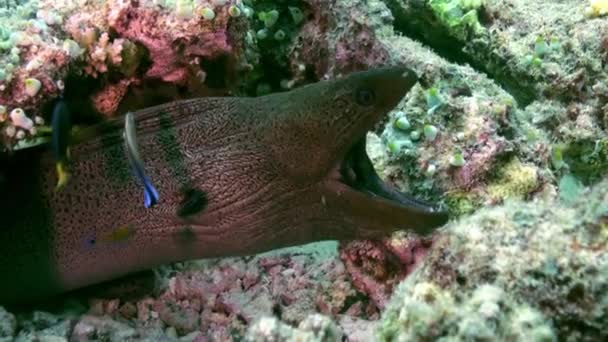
325;135;449;237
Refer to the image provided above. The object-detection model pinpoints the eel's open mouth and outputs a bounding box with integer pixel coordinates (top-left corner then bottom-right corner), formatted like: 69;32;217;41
339;136;448;219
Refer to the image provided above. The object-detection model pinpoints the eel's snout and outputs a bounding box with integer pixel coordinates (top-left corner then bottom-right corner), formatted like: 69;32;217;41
397;201;450;236
357;65;419;112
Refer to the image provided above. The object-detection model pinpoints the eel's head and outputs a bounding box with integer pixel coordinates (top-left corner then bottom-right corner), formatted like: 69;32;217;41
263;65;449;243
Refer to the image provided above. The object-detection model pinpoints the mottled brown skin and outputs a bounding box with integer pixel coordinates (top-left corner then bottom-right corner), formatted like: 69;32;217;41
0;66;448;304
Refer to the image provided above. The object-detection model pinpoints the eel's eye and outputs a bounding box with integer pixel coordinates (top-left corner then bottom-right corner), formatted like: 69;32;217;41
355;88;375;106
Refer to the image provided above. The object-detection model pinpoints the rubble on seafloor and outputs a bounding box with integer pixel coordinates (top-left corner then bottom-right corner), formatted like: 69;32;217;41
0;0;608;341
3;242;383;341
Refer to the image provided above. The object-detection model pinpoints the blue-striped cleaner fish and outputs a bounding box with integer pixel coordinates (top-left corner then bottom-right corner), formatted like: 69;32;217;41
123;112;159;208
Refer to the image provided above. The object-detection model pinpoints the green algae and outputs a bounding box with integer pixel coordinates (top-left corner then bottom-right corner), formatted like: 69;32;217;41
562;138;608;185
429;0;486;41
444;190;481;217
558;173;583;204
239;0;307;96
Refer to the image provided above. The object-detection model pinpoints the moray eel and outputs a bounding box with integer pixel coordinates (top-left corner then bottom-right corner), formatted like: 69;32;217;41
0;66;448;304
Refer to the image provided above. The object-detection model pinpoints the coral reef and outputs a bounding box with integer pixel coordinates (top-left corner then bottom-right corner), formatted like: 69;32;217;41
293;1;608;339
289;0;608;223
291;0;526;212
585;0;608;18
379;282;555;341
0;0;69;149
0;306;17;338
0;0;251;149
0;0;607;340
385;0;608;187
379;177;608;340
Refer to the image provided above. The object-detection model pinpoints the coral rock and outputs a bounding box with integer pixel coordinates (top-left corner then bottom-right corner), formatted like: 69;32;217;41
109;2;235;85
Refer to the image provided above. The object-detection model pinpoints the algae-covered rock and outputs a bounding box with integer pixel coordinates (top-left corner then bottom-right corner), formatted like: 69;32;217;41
378;282;555;341
0;306;16;339
378;177;608;340
385;0;608;104
382;0;608;192
245;314;343;342
71;315;139;341
486;157;539;202
293;0;608;222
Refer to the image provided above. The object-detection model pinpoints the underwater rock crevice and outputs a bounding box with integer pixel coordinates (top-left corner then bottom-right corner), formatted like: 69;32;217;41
382;0;537;107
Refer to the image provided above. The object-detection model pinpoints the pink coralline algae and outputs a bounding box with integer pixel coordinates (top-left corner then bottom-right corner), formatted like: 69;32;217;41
91;78;138;117
109;4;235;85
6;66;63;111
61;1;246;115
339;233;434;309
0;0;248;150
0;33;68;117
291;0;392;79
79;248;378;341
451;131;508;190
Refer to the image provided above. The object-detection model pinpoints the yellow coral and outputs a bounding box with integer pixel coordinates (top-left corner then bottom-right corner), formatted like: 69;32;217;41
586;0;608;17
487;158;538;201
445;190;481;217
